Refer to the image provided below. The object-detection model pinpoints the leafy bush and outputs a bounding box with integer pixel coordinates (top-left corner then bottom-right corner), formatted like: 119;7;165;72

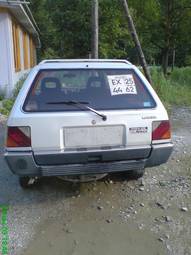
0;89;5;101
0;95;4;101
13;74;28;98
0;99;15;115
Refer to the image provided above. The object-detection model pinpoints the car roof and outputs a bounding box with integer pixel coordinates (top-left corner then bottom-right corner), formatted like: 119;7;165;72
37;59;134;69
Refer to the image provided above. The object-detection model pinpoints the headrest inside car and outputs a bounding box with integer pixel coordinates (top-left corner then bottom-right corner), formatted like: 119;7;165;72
41;77;61;92
87;77;103;89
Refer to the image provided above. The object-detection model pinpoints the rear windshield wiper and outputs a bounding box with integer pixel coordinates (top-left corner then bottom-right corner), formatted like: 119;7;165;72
47;100;107;121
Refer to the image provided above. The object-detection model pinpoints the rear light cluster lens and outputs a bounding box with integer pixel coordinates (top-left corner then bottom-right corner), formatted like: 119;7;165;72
152;121;171;141
6;127;31;147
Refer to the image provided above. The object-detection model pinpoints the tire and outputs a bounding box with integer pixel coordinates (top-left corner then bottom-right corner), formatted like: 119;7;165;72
125;169;145;180
19;177;38;189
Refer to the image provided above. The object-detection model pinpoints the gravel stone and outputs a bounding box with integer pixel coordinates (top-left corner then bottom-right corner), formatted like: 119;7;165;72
181;207;188;212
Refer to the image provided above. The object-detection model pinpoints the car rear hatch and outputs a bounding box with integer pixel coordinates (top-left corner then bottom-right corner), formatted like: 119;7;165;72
21;67;157;165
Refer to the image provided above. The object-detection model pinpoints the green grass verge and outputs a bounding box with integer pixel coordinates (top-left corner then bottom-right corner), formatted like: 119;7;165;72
151;67;191;107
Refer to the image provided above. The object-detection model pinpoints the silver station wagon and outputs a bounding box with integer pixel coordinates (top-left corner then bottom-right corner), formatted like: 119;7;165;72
4;59;173;187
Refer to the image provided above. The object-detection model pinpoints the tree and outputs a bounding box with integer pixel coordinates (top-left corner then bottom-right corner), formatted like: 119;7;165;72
30;0;58;59
29;0;191;71
91;0;99;58
134;0;191;74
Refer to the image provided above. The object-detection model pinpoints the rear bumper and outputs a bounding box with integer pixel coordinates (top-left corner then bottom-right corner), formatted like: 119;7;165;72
145;143;173;167
4;143;173;177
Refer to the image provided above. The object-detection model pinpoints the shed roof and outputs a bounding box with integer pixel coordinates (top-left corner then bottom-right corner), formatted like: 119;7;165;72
0;0;40;47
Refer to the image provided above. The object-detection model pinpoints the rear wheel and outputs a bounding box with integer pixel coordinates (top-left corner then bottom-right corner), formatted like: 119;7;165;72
125;169;145;180
19;177;39;189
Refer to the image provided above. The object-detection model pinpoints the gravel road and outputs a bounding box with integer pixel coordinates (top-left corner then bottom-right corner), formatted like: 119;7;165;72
0;107;191;255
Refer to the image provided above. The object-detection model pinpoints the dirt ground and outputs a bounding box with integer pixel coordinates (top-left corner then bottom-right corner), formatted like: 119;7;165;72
0;107;191;255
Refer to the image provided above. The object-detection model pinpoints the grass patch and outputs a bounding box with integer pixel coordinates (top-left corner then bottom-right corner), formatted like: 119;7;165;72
151;67;191;107
0;99;15;116
0;75;27;116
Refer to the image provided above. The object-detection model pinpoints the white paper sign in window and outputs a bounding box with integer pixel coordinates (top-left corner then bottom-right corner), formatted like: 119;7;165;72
107;75;137;96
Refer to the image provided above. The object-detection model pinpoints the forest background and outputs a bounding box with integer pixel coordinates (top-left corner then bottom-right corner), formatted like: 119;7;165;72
30;0;191;72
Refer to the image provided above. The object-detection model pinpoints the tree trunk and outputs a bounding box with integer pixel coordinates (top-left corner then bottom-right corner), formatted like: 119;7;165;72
162;48;169;75
171;48;176;72
121;0;152;84
162;0;172;75
91;0;99;59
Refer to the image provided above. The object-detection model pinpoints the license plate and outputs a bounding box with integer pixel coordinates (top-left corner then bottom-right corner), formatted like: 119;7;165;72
64;125;125;149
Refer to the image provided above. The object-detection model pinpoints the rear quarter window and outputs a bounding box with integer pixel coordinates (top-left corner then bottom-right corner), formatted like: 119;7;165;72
23;68;156;112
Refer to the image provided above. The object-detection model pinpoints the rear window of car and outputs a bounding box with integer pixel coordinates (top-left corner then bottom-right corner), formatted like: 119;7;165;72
23;69;156;112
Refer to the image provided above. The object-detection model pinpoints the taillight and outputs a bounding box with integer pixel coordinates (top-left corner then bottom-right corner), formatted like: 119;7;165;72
152;121;171;141
6;127;31;147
